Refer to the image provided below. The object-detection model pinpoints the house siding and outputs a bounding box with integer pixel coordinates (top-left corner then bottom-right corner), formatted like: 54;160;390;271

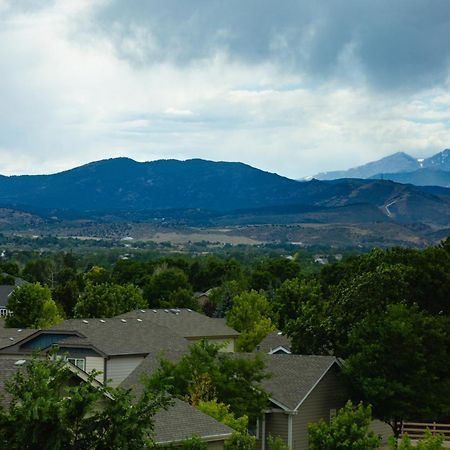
85;356;105;383
259;411;289;449
292;364;345;450
107;355;145;387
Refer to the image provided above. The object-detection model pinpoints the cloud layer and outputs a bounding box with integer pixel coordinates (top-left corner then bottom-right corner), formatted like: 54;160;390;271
0;0;449;178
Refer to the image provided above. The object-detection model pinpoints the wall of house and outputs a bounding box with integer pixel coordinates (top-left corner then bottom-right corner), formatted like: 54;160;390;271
259;411;289;449
188;337;235;352
291;364;345;450
107;355;145;386
85;356;105;383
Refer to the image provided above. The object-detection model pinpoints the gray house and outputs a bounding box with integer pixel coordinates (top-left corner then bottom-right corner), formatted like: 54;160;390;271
255;354;344;450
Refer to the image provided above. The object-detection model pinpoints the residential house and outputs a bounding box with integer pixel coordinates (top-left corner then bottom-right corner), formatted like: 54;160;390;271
0;317;190;386
0;276;27;317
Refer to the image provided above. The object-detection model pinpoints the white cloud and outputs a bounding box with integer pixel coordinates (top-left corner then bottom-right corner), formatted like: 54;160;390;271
0;0;449;178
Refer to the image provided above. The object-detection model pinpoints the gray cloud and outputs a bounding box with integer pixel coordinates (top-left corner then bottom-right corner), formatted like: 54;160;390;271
91;0;450;90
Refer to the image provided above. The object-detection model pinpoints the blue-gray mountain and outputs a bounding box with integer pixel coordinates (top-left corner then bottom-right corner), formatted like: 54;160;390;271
313;149;450;187
0;157;449;225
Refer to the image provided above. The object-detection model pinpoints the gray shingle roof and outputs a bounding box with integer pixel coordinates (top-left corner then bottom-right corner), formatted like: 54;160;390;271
49;318;190;356
153;399;233;444
258;354;339;410
117;309;239;339
0;320;36;350
255;331;292;353
120;358;233;444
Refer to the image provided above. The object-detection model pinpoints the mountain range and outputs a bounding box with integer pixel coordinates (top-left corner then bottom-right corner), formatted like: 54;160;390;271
313;149;450;187
0;157;449;229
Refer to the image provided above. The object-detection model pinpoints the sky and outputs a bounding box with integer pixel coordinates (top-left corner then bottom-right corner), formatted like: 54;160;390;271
0;0;450;179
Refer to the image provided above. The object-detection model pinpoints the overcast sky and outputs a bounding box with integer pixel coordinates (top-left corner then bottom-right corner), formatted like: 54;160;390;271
1;0;450;178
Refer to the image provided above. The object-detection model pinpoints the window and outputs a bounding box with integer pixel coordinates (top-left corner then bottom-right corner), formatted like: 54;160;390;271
67;358;86;371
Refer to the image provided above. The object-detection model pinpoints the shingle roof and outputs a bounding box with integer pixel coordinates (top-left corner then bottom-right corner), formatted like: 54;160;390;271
153;399;233;444
116;309;239;339
120;359;233;444
255;331;292;353
258;353;339;410
0;320;36;350
49;318;190;356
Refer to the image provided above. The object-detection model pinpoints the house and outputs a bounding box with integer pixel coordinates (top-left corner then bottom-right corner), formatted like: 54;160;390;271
0;317;190;386
0;357;233;448
121;362;233;448
253;354;345;450
118;350;346;450
116;308;239;352
0;276;27;317
255;331;291;354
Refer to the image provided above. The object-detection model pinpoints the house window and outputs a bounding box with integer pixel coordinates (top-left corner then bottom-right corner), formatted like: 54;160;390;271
67;358;86;371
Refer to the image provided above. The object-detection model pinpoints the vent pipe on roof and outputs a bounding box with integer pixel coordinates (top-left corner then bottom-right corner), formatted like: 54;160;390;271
99;319;106;323
121;319;127;323
140;309;146;313
82;320;89;324
164;309;169;313
9;337;14;341
152;309;157;313
137;318;142;322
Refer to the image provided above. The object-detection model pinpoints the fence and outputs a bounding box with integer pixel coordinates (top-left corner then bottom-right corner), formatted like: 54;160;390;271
401;422;450;442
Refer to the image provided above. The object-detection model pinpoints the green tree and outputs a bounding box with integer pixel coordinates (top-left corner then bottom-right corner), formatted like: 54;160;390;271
197;399;248;433
0;351;169;449
74;282;147;318
224;432;256;450
273;278;321;331
308;401;380;450
143;268;193;308
389;430;445;450
52;267;80;317
226;290;275;352
343;304;450;438
147;341;269;420
5;283;62;328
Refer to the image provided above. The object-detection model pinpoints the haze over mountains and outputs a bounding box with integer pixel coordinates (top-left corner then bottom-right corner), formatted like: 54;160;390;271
313;149;450;187
0;157;449;229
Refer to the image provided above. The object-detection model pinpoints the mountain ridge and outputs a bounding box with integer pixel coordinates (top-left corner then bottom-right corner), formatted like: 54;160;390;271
313;149;450;186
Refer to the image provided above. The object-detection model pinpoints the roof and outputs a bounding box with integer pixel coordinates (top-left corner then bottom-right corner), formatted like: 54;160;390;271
0;277;27;308
259;354;340;411
0;285;14;308
0;320;36;350
120;359;233;444
116;309;239;339
255;331;292;354
153;399;233;444
48;318;190;356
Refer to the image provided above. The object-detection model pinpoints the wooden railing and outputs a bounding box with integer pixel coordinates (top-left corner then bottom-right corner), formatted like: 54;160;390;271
401;422;450;442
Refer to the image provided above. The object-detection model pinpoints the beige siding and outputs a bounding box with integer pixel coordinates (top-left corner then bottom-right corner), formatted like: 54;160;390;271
106;356;145;386
189;337;236;352
85;356;105;383
292;364;346;450
263;411;289;448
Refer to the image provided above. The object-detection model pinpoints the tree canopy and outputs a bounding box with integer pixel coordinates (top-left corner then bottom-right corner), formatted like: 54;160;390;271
0;353;169;449
5;283;62;329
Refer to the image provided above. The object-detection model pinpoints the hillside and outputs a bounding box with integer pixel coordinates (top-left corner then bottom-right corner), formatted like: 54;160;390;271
0;158;449;227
